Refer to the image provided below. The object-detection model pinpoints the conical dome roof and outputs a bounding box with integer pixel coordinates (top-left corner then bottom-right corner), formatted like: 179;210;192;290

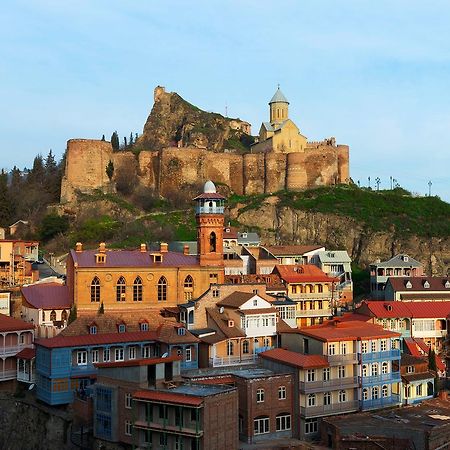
269;87;289;104
203;180;217;194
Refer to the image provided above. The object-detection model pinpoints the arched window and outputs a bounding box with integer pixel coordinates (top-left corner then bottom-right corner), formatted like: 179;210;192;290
338;390;346;403
242;340;249;354
372;386;379;399
61;310;68;321
116;276;126;302
227;340;234;356
362;364;368;377
50;310;56;321
210;232;217;252
307;393;316;407
382;385;388;398
42;310;45;321
133;277;143;302
157;277;167;301
363;388;369;400
184;275;194;301
382;362;388;374
90;277;100;303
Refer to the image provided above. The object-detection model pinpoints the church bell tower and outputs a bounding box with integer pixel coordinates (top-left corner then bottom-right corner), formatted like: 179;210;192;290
194;181;225;269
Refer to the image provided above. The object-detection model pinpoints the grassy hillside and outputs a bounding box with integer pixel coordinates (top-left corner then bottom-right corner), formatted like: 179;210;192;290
230;185;450;238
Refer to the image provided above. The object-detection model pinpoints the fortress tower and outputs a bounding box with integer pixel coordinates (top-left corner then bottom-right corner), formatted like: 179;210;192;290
194;181;225;269
269;86;289;125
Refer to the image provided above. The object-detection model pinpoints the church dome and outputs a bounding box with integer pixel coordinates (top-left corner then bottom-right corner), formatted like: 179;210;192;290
269;87;289;104
203;180;217;194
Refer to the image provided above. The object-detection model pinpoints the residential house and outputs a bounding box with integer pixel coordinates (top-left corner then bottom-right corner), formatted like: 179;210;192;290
276;320;401;438
273;265;338;327
21;281;72;337
311;250;353;304
0;239;39;287
392;354;435;405
370;254;424;300
0;314;34;386
35;314;199;405
384;276;450;301
243;247;279;275
263;245;325;265
202;292;279;367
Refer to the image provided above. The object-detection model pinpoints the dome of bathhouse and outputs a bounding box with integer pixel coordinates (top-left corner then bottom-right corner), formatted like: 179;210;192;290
203;180;217;194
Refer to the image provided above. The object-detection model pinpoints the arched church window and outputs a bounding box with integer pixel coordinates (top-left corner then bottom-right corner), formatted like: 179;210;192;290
133;276;143;302
91;277;100;303
158;276;167;302
116;276;126;302
210;232;217;252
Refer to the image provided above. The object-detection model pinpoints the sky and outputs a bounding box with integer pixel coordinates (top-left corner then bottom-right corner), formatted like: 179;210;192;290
1;0;450;201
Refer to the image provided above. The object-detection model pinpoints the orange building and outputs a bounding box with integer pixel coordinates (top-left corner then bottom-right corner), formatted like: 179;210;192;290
66;181;226;314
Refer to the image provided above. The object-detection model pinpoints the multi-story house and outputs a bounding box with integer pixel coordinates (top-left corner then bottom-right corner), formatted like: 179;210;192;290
356;300;450;353
392;354;435;405
274;320;401;439
223;226;260;248
370;254;424;300
311;250;353;304
202;292;278;367
0;239;39;287
21;281;72;338
384;276;450;301
264;245;325;265
35;314;199;405
273;264;338;327
0;314;34;386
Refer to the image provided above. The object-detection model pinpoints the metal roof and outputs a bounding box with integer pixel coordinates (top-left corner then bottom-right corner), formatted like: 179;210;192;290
269;88;289;104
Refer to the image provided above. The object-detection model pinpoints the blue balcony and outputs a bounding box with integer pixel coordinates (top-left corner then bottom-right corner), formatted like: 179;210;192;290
361;393;400;411
361;372;401;386
70;364;97;378
181;360;198;370
360;349;401;362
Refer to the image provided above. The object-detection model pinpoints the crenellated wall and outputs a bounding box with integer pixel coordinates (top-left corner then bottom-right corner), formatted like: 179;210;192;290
60;138;349;203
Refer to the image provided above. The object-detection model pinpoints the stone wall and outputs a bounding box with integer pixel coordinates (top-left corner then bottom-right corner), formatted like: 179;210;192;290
60;139;350;202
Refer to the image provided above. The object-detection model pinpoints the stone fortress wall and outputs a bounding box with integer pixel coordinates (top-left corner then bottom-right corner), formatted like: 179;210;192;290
60;89;350;203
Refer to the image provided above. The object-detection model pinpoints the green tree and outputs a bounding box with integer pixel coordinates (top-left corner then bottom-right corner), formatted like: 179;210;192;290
68;305;77;324
111;131;120;151
98;302;104;314
44;150;61;201
27;155;45;187
39;214;70;241
0;170;14;226
101;134;105;141
129;132;134;146
106;160;115;181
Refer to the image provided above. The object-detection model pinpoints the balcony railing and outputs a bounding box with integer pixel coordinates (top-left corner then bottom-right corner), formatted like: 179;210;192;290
300;400;359;418
361;372;401;386
300;376;359;393
290;292;333;300
134;420;203;437
209;347;273;367
361;393;400;410
412;330;447;338
296;309;333;318
360;349;401;362
0;369;17;381
327;353;358;365
17;371;35;384
0;344;33;358
70;364;97;377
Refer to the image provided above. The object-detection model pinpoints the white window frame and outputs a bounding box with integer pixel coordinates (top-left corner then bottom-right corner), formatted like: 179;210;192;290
186;347;192;362
278;386;286;400
91;349;99;364
256;388;265;403
103;348;110;362
276;414;291;431
254;417;270;435
129;346;136;360
124;420;132;436
125;393;132;409
77;351;87;366
115;347;124;362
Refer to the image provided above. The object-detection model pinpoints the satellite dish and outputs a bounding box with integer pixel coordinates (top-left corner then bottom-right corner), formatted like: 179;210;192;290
219;306;224;314
161;352;169;358
28;384;35;390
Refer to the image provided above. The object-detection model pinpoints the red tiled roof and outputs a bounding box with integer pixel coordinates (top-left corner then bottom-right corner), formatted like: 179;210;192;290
133;390;203;406
264;245;324;256
95;355;181;369
0;314;34;332
35;330;159;348
260;348;329;368
388;277;450;292
403;338;422;357
218;292;256;308
193;192;226;200
70;249;199;268
21;283;71;310
358;300;450;319
156;322;200;344
274;264;339;283
16;347;36;360
283;320;400;342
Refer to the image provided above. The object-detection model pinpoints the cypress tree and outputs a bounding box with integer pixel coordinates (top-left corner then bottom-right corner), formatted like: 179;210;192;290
111;131;120;150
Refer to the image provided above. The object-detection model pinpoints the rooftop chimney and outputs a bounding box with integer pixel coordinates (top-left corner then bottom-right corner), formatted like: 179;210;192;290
99;242;106;253
140;243;147;253
75;242;83;252
160;242;168;253
183;244;190;255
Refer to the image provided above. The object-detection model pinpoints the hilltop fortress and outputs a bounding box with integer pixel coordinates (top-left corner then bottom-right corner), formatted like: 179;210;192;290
60;86;349;203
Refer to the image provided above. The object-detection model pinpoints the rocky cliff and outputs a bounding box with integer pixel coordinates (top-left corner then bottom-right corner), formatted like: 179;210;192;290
138;86;253;152
229;190;450;275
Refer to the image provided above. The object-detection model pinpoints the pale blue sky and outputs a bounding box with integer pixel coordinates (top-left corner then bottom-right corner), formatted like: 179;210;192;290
1;0;449;200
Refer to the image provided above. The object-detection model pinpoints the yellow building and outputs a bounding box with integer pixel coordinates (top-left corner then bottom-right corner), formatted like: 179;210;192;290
252;87;307;154
67;181;225;314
